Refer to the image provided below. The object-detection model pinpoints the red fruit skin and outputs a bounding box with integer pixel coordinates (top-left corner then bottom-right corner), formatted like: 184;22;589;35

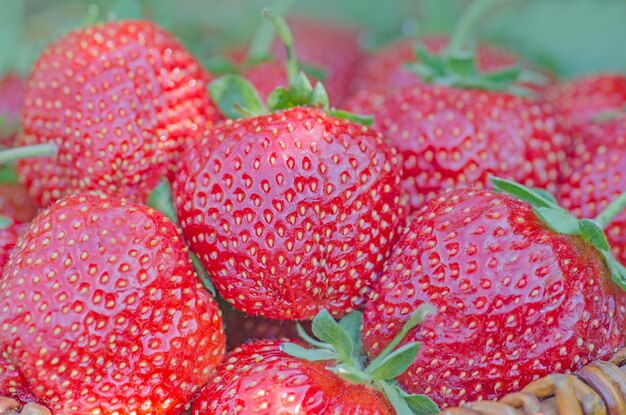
0;193;226;415
362;188;626;408
17;20;222;208
546;73;626;137
0;74;25;148
346;84;568;212
191;340;394;415
173;107;407;320
0;219;23;272
559;117;626;265
219;299;311;350
349;37;518;95
0;184;38;223
0;353;36;404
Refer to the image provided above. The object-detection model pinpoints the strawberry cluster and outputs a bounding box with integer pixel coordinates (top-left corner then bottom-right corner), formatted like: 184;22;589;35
1;1;626;415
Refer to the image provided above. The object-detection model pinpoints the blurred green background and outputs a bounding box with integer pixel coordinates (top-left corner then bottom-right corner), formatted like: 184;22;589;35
1;0;625;78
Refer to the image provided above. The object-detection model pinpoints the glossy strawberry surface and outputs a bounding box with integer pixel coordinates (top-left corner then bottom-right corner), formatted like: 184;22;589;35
350;37;518;95
347;84;568;212
0;354;36;404
173;106;406;320
559;117;626;265
0;193;226;415
362;188;626;408
191;340;394;415
546;73;626;136
0;74;25;148
0;218;23;271
17;20;222;208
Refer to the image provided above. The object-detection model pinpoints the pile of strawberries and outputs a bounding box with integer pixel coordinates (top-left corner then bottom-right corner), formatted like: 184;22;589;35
1;1;626;414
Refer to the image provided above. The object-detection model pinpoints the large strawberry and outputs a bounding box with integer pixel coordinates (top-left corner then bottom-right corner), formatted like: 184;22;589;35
361;178;626;408
174;12;406;321
546;73;626;137
559;116;626;265
0;193;226;415
346;0;567;213
350;36;519;95
0;354;36;405
3;19;222;208
0;215;23;271
0;74;24;148
192;309;439;414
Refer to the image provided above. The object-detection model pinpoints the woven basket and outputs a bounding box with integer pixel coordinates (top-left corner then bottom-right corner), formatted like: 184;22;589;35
3;348;626;415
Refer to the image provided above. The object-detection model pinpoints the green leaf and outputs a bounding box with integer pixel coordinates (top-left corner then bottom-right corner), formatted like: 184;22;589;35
327;109;374;127
0;165;18;184
533;207;581;235
147;179;178;225
367;342;421;380
446;52;478;78
267;87;295;111
490;177;557;209
297;323;334;350
328;363;373;384
289;71;314;104
311;309;354;361
377;380;415;415
338;311;364;363
0;215;14;230
108;0;143;20
604;251;626;291
399;390;440;415
310;82;330;109
208;74;266;119
532;187;559;205
280;342;340;361
414;44;446;76
481;65;523;84
578;219;610;252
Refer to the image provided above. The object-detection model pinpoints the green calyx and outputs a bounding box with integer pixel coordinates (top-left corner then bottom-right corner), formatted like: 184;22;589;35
281;305;439;415
406;0;537;95
147;179;216;296
0;214;14;230
491;177;626;289
207;9;371;126
592;105;626;123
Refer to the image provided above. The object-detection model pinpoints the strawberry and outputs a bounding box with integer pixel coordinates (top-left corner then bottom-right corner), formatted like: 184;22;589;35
361;179;626;408
191;309;439;414
546;73;626;137
0;216;23;272
219;299;311;350
0;74;24;148
0;354;36;405
350;36;519;95
347;84;567;212
0;183;37;223
559;116;626;265
9;19;222;208
0;193;226;415
175;12;407;321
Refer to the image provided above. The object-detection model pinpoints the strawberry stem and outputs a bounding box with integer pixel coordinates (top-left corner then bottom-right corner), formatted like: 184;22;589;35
0;143;58;165
447;0;508;58
595;192;626;229
262;8;299;85
246;0;296;65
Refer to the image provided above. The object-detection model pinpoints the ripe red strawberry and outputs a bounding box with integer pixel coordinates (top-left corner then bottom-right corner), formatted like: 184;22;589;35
0;184;38;222
14;20;222;208
0;354;36;404
350;36;519;95
346;84;567;211
546;73;626;137
191;340;395;415
362;182;626;408
559;117;626;265
0;193;226;415
173;106;405;320
0;73;24;148
0;216;23;271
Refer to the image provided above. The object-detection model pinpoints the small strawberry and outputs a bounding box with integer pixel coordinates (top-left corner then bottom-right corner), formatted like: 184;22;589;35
219;298;311;350
350;36;519;95
559;116;626;265
3;19;222;208
192;309;439;414
0;74;24;148
346;0;567;213
546;73;626;137
174;11;406;321
0;193;226;415
362;178;626;408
